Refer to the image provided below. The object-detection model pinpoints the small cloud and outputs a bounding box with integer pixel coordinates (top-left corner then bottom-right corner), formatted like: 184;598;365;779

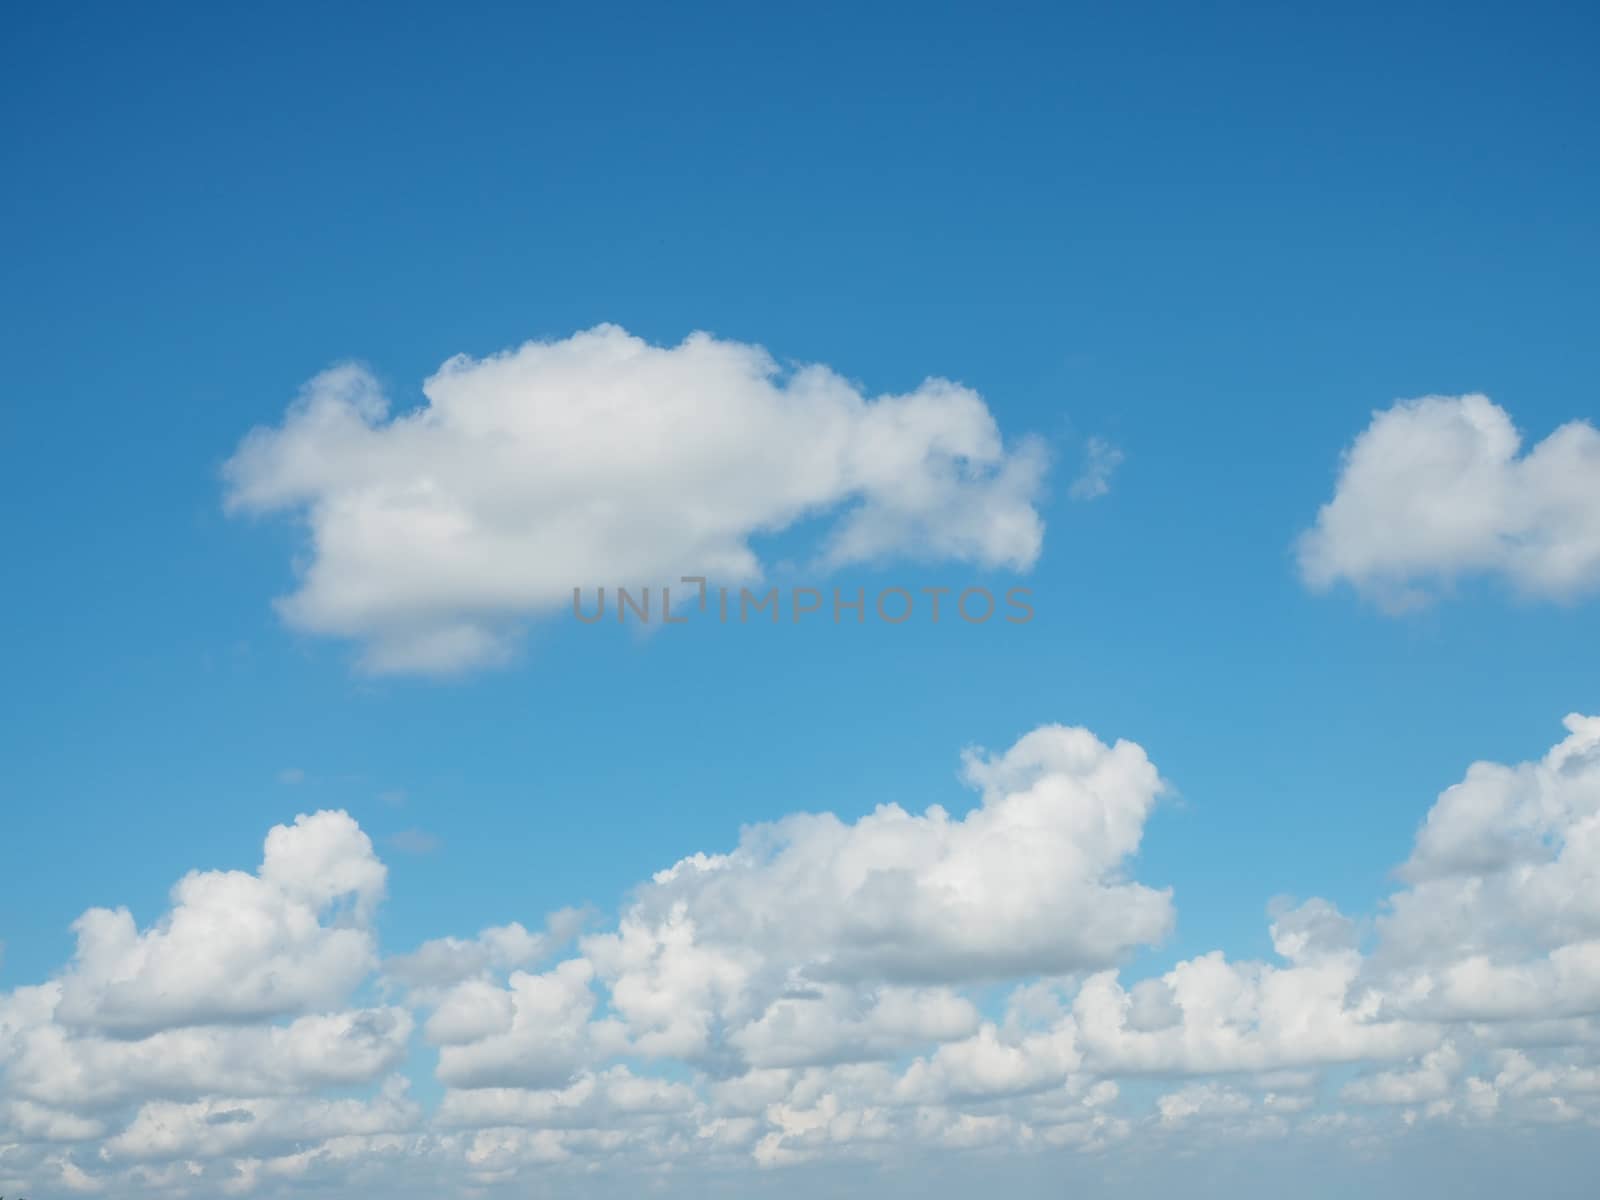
1296;393;1600;608
277;767;306;786
1069;437;1124;501
379;789;408;807
388;829;441;855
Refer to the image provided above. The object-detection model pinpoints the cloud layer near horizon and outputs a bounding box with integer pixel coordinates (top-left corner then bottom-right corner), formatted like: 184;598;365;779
5;716;1600;1197
223;326;1049;674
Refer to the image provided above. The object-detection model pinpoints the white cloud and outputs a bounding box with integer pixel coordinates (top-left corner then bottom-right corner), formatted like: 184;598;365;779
0;992;412;1111
435;1066;697;1131
1156;1082;1253;1124
729;984;981;1069
597;724;1170;986
224;325;1048;673
55;811;384;1036
430;960;602;1089
892;1014;1080;1104
1071;935;1435;1077
1376;714;1600;1022
572;725;1172;1068
100;1077;420;1164
384;911;586;993
1342;1044;1464;1106
1298;394;1600;608
6;719;1600;1196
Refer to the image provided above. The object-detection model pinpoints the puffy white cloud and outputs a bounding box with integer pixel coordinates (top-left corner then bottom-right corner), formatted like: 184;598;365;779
1072;942;1433;1077
430;960;602;1089
625;728;1164;983
7;719;1600;1197
223;325;1048;673
1071;709;1600;1075
1298;394;1600;608
0;810;418;1200
569;725;1170;1073
384;909;587;993
1377;715;1600;1021
730;984;980;1069
53;811;383;1037
0;990;411;1111
892;1017;1080;1105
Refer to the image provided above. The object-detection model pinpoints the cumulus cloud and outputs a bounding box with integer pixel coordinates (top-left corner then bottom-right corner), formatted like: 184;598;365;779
891;987;1081;1105
384;910;588;993
729;984;981;1069
6;719;1600;1197
1298;394;1600;609
223;325;1049;673
0;992;411;1111
591;724;1169;997
55;810;384;1036
1377;714;1600;1022
0;812;412;1199
430;959;603;1089
571;725;1171;1068
1071;929;1434;1077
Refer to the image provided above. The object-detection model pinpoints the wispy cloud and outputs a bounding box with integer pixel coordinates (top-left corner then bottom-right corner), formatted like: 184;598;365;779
1069;436;1124;501
387;829;441;855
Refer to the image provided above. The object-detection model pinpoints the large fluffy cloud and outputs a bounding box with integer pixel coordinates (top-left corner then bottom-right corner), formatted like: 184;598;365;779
572;725;1171;1068
6;719;1600;1198
1297;394;1600;609
54;810;385;1036
223;326;1048;673
1377;713;1600;1022
0;811;412;1197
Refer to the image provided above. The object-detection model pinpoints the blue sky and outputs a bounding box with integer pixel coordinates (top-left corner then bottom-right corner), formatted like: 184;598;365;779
2;3;1599;1196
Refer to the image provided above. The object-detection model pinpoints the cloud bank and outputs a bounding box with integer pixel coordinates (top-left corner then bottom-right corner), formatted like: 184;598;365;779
5;717;1600;1196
